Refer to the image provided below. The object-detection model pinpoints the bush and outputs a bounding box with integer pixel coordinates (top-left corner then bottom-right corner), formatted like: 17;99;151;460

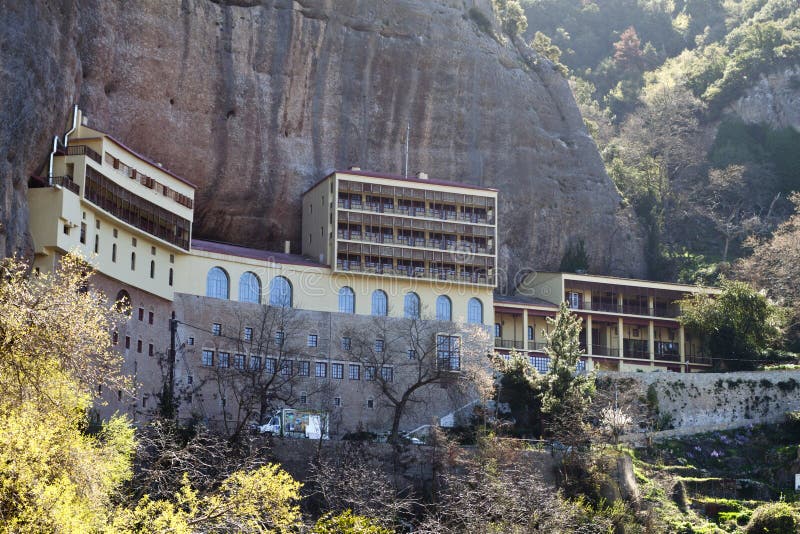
745;502;800;533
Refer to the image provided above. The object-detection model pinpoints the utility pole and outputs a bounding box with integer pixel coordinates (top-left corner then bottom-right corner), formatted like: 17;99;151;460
160;311;178;419
404;122;410;178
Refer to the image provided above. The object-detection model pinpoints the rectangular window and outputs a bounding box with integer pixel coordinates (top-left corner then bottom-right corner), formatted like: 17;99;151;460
80;222;87;244
138;308;144;321
530;356;549;374
136;339;142;353
280;359;293;376
349;364;360;380
374;339;384;353
148;311;154;325
298;361;310;377
187;375;193;384
341;337;351;351
113;228;118;238
275;331;285;346
249;356;262;370
187;337;194;346
299;392;308;405
95;220;101;230
380;366;393;382
63;224;70;236
407;349;417;360
212;323;221;336
437;335;461;371
333;397;341;407
132;237;137;247
125;336;131;349
365;366;376;381
367;398;374;409
234;353;245;369
112;331;119;345
148;343;154;357
307;334;318;347
332;363;344;379
94;234;99;254
218;352;230;368
202;350;214;366
315;362;327;378
265;358;277;374
151;246;156;255
243;327;253;342
169;254;174;264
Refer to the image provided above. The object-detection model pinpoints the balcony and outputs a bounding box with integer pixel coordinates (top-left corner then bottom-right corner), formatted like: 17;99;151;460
61;144;102;165
335;260;494;285
567;301;681;319
494;339;525;350
30;175;80;196
337;200;494;225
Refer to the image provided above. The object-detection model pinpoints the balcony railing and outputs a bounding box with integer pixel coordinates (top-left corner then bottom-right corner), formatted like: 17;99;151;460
336;261;493;285
62;144;102;164
337;232;494;255
338;200;494;224
568;301;681;319
494;339;524;350
51;175;80;195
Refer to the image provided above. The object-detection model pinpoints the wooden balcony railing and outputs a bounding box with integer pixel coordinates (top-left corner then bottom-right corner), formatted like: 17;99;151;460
63;144;102;164
568;301;681;319
51;175;80;195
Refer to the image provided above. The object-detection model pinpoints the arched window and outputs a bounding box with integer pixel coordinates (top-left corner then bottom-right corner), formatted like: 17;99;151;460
436;295;452;321
404;292;420;319
338;286;355;314
168;268;174;287
130;252;136;271
111;243;117;263
467;298;483;324
239;271;262;303
149;260;155;279
115;290;131;316
269;276;292;307
371;290;388;316
206;267;229;299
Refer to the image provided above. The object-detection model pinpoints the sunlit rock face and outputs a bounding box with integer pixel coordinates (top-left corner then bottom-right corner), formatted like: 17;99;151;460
0;0;645;282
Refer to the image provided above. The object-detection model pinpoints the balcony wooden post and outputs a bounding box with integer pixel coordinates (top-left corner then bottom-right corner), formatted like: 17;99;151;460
679;325;686;373
648;320;655;367
617;317;624;361
523;308;529;351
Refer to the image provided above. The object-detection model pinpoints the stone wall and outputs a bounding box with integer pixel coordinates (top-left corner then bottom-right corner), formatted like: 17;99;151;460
607;370;800;440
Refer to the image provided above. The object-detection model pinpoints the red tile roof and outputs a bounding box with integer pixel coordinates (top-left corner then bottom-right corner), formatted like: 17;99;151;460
191;239;328;268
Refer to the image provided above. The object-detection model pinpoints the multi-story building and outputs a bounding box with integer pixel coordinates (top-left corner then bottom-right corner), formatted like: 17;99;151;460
492;272;718;373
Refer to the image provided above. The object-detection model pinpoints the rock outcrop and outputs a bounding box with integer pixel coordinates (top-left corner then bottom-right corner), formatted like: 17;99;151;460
730;65;800;130
0;0;646;283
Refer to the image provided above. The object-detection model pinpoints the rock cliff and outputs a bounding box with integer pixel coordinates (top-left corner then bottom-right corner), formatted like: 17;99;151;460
729;65;800;130
0;0;647;284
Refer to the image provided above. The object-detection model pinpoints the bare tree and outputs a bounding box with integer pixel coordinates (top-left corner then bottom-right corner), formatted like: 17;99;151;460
343;316;493;444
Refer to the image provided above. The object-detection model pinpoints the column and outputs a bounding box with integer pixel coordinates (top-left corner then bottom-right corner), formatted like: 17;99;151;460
679;325;686;373
647;295;655;316
586;314;593;369
523;308;529;352
617;292;624;314
617;317;624;361
648;320;655;367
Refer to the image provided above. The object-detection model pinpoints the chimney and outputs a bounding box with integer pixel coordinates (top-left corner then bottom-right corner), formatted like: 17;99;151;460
348;166;361;171
284;240;291;254
416;172;429;180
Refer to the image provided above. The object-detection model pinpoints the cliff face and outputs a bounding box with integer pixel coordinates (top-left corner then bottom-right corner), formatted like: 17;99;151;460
0;0;646;284
729;65;800;130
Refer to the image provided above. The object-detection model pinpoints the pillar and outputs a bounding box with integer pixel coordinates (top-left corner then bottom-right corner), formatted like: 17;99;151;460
523;309;529;351
648;320;655;367
617;292;624;314
647;295;655;316
617;317;624;360
679;325;686;373
586;314;593;369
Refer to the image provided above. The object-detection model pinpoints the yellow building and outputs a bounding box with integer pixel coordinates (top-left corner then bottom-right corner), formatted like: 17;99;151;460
494;272;719;373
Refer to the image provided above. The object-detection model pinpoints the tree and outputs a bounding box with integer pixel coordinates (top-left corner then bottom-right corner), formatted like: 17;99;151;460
313;510;392;534
679;279;787;370
344;316;493;444
613;26;644;70
493;0;528;36
0;254;134;531
530;31;569;75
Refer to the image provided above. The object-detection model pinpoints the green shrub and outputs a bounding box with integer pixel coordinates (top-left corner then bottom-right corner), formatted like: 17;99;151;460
745;502;800;533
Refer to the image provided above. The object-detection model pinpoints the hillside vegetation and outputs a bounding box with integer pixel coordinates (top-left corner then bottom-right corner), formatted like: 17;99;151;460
511;0;800;286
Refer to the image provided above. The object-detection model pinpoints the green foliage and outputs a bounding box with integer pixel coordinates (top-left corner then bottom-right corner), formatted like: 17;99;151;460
559;239;589;273
531;31;569;75
744;501;800;533
313;510;393;534
494;0;528;36
679;279;788;369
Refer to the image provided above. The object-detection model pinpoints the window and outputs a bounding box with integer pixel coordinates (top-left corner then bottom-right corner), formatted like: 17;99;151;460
149;260;155;279
307;334;318;347
315;362;327;378
407;349;417;360
148;311;154;325
298;361;310;377
239;271;261;303
332;363;344;379
132;237;137;247
349;364;360;380
95;220;100;230
367;398;374;409
404;292;421;319
371;290;388;316
265;358;277;374
151;246;156;255
437;335;461;371
148;343;154;357
206;267;230;299
187;375;193;384
138;308;144;321
333;397;341;407
111;243;117;262
234;353;245;369
94;234;99;254
275;331;285;346
63;224;70;236
365;366;376;381
338;286;355;314
218;352;230;368
374;339;384;353
567;291;580;309
202;350;214;366
280;359;293;376
125;336;131;349
142;397;147;408
576;359;586;372
169;254;174;264
494;323;502;338
530;356;549;374
168;268;173;286
212;323;221;336
299;392;308;405
243;327;253;342
112;331;118;344
268;276;292;307
187;337;194;346
341;337;351;351
113;228;118;238
380;366;393;382
117;390;122;402
249;356;261;370
80;222;86;244
131;252;136;271
436;295;452;321
136;339;142;353
528;325;534;341
467;298;483;324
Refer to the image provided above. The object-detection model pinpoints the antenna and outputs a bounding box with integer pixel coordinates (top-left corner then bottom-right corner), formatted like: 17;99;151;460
404;122;410;177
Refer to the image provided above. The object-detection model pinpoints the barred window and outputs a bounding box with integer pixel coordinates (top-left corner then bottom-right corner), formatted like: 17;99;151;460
436;335;461;371
298;361;310;377
315;362;327;378
332;363;344;379
201;350;214;367
349;364;360;380
380;366;393;382
218;352;230;368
